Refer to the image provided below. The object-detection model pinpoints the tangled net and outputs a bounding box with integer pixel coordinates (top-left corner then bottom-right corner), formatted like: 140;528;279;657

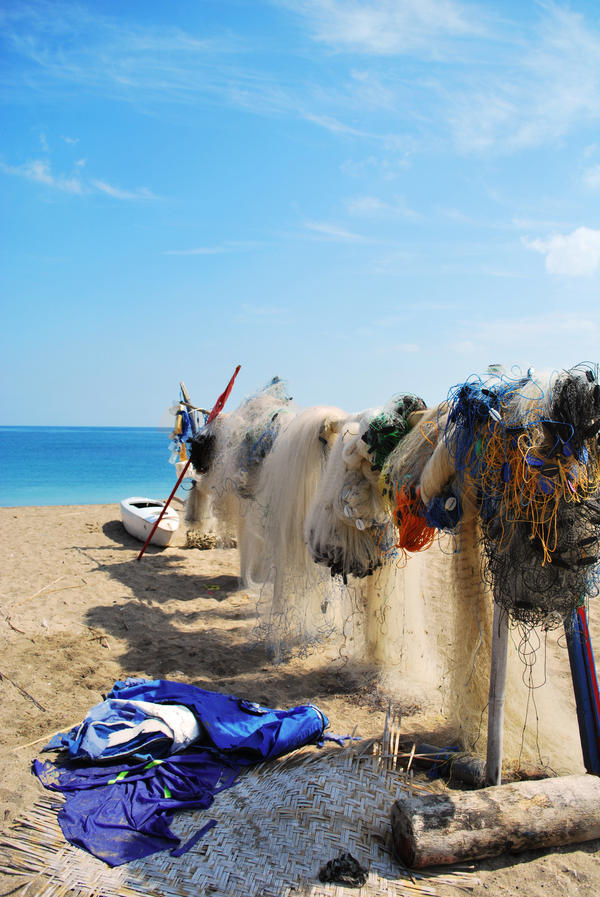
306;396;428;580
361;394;426;471
442;365;600;625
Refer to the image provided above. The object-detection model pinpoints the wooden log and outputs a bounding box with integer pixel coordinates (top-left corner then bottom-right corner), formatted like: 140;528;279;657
391;774;600;868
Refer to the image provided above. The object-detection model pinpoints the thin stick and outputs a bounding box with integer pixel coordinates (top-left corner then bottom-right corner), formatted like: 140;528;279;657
32;584;83;597
24;576;65;603
0;671;46;712
136;458;192;560
5;617;26;634
13;723;80;751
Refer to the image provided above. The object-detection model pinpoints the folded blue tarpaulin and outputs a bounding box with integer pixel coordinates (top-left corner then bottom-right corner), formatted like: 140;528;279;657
44;677;328;764
34;679;329;866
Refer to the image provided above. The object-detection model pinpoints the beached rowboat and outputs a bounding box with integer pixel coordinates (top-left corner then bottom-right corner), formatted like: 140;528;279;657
120;497;180;547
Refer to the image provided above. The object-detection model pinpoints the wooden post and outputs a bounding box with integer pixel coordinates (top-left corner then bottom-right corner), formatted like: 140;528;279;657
391;773;600;868
486;602;509;785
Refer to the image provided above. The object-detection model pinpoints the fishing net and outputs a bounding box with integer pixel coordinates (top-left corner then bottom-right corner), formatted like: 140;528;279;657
185;377;296;545
181;367;598;770
437;365;600;626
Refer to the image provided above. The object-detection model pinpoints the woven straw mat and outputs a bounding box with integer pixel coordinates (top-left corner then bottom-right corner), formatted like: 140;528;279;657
1;739;476;897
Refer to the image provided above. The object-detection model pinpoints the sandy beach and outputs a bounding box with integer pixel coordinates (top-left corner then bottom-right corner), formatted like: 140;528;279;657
1;501;600;896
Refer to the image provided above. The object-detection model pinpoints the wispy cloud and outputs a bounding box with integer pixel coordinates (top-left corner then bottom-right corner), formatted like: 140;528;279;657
446;5;600;152
1;2;291;117
346;194;420;219
1;156;156;201
301;111;371;137
278;0;486;56
303;220;368;242
0;158;83;194
523;226;600;276
91;179;156;200
285;2;600;154
5;0;600;164
340;152;413;180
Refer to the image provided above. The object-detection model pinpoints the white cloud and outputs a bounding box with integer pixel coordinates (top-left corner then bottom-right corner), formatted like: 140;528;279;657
523;227;600;276
6;0;600;163
280;0;484;55
0;158;83;193
304;220;368;241
2;4;292;119
91;179;156;200
447;5;600;153
301;111;371;137
1;157;157;201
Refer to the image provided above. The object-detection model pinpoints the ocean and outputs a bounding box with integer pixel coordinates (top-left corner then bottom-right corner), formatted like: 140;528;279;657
0;426;190;507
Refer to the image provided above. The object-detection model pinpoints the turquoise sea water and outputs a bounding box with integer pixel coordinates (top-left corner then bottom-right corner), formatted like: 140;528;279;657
0;427;189;507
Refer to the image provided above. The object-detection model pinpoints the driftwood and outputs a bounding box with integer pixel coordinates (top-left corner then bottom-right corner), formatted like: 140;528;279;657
391;774;600;868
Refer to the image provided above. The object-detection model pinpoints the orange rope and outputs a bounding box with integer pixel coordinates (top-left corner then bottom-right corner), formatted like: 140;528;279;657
392;484;436;557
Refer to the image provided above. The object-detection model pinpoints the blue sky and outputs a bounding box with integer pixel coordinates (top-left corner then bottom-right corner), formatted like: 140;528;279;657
2;0;600;425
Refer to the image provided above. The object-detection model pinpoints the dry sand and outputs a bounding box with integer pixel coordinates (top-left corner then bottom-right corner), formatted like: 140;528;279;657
1;501;599;895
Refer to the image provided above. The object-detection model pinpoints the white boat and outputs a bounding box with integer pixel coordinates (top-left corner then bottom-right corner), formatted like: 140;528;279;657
120;497;180;547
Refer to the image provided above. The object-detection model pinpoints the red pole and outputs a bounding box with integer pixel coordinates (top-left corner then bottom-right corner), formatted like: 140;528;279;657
136;365;241;561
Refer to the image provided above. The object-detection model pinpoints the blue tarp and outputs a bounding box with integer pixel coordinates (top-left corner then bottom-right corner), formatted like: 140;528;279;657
34;679;329;866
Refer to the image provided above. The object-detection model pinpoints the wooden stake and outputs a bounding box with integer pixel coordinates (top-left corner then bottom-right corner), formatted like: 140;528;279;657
486;602;509;785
